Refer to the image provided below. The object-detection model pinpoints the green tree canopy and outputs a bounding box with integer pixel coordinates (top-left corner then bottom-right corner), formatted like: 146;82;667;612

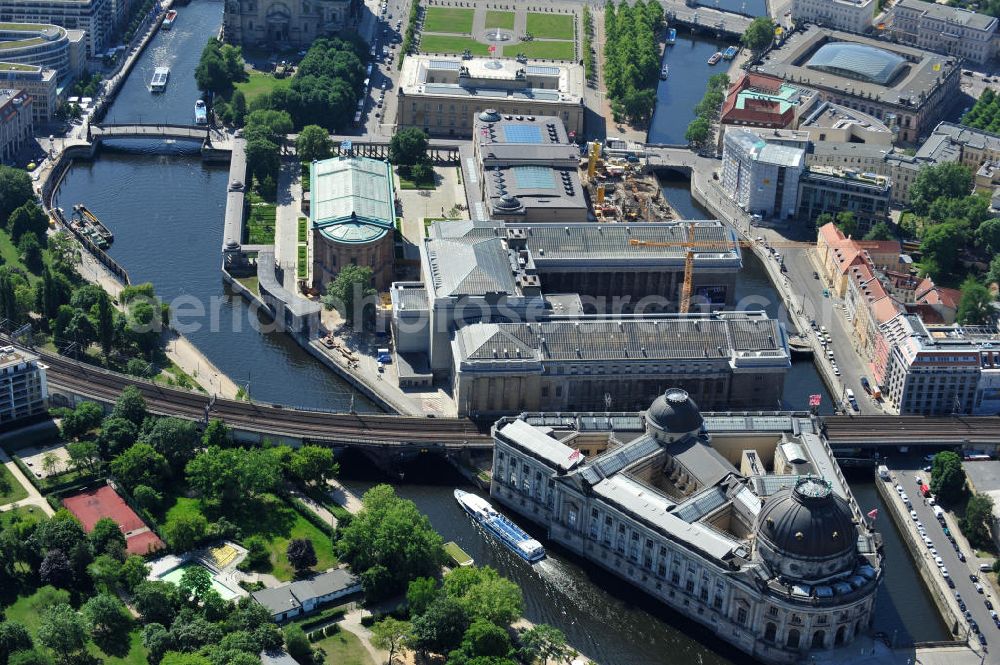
141;417;201;473
863;222;894;241
920;222;965;279
909;163;973;215
184;446;281;509
389;128;430;167
957;277;994;325
36;604;87;660
742;17;774;52
295;125;333;162
962;493;995;550
112;385;148;427
289;445;338;487
443;566;523;627
370;617;413;664
321;264;377;324
111;442;169;491
0;166;34;222
412;596;469;656
8;201;48;244
930;451;967;504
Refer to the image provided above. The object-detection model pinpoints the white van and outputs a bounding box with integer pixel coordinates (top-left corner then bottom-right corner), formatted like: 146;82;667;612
933;505;945;520
846;388;855;400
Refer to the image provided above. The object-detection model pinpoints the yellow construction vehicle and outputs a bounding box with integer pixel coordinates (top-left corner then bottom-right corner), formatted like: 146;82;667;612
628;237;814;313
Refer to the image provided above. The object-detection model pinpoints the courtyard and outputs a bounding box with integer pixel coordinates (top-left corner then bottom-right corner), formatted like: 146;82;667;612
416;3;578;62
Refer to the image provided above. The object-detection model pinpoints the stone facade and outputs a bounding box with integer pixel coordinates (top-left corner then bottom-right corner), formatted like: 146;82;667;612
223;0;352;47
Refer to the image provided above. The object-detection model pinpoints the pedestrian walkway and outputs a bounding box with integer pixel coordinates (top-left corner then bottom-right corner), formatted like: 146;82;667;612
0;448;54;517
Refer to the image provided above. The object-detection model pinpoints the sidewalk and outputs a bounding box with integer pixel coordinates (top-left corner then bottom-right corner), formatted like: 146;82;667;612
0;448;55;518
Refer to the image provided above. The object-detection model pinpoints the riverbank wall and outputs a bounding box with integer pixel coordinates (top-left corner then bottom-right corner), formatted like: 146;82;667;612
875;476;964;643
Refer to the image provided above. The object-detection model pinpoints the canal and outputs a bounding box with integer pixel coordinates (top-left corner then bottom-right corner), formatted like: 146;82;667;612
54;5;945;661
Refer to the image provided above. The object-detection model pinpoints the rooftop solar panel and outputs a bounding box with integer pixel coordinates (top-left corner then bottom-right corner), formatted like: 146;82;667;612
526;65;560;75
513;165;555;189
502;124;544;144
428;59;461;70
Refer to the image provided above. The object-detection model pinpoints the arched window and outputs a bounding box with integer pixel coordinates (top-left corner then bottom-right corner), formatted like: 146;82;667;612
811;630;826;649
764;622;777;642
787;629;800;649
854;620;862;638
835;626;846;646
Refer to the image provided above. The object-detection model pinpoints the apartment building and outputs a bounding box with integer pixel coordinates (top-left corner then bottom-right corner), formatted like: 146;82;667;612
0;89;33;163
0;346;48;426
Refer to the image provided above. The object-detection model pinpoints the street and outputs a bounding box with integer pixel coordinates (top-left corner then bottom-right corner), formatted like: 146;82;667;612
882;459;999;662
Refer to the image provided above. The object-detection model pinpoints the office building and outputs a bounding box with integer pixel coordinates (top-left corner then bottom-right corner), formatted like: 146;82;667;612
0;346;48;426
0;0;112;57
397;55;585;138
797;101;893;145
0;63;57;122
309;156;396;292
0;89;32;163
390;219;743;383
0;23;84;82
890;0;998;65
719;72;819;136
223;0;352;47
755;27;962;144
792;0;875;34
473;111;587;223
797;166;891;231
491;391;880;665
721;129;804;220
454;312;790;415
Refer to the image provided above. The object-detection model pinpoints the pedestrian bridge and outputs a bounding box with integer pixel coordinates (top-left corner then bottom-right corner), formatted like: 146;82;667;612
88;123;232;149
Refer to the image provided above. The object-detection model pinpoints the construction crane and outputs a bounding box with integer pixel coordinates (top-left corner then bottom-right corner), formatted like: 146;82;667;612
629;236;815;314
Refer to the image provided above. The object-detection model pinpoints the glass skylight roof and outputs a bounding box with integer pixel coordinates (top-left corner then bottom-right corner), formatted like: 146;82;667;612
805;42;906;86
502;124;544;143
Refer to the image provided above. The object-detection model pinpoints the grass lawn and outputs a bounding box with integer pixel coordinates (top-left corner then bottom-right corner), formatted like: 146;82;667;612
298;217;308;243
164;495;335;582
314;628;374;665
235;70;291;104
154;360;204;393
419;34;490;56
247;201;277;244
297;245;308;280
0;505;47;529
485;10;515;30
236;275;259;294
514;40;575;61
398;171;437;190
0;228;29;276
0;463;29;505
423;7;474;33
526;12;576;40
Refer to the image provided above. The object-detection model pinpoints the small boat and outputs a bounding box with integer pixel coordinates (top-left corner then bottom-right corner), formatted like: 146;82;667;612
723;45;738;60
71;204;114;247
454;489;545;562
708;52;723;65
162;9;177;29
667;28;677;45
194;99;208;125
149;66;169;92
660;63;669;80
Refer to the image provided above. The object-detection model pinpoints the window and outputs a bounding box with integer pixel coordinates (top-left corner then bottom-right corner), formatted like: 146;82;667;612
736;607;748;626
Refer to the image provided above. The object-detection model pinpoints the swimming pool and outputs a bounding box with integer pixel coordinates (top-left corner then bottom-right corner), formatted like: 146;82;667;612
157;562;240;600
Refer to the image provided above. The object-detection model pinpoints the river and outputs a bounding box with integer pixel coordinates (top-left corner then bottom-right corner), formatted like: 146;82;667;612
53;5;945;662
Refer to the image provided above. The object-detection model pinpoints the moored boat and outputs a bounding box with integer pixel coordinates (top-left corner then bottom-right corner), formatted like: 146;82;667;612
708;51;723;65
163;9;177;29
194;99;208;125
723;45;738;60
660;63;669;80
667;28;677;44
454;489;545;562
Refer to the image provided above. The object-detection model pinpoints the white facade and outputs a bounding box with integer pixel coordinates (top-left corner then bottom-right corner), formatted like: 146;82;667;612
0;0;113;57
0;347;48;426
0;64;58;123
0;90;33;164
792;0;875;34
891;0;998;65
721;129;804;220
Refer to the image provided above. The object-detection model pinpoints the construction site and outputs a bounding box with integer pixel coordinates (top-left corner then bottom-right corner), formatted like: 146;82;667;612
580;140;679;223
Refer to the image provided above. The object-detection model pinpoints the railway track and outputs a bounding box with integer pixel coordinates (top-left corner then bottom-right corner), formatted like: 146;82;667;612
822;414;1000;445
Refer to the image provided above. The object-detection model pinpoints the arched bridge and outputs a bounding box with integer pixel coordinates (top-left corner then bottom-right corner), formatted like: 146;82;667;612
88;123;231;147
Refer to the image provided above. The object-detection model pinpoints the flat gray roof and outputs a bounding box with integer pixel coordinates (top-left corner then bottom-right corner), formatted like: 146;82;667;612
497;419;583;471
895;0;998;30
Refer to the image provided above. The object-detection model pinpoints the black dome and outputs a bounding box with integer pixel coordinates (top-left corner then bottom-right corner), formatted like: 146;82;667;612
496;194;521;210
479;109;501;122
645;389;703;434
757;477;857;561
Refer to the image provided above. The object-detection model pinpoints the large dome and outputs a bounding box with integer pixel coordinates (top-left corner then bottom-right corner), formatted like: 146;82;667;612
645;388;703;435
805;42;906;86
757;477;857;562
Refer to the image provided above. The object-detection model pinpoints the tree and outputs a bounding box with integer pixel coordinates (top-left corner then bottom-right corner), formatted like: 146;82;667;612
957;277;994;325
834;211;857;238
66;441;101;475
59;400;104;440
111;442;169;491
410;162;432;185
0;621;33;665
178;564;213;602
141;417;201;473
0;166;34;222
283;625;313;664
119;555;151;592
184;446;281;508
370;617;413;665
920;222;965;278
8;201;47;244
82;593;131;643
160;654;212;665
290;445;338;487
7;650;51;665
742;17;774;53
230;90;248;127
94;288;115;357
930;451;967;504
296;125;333;162
141;623;171;665
241;535;270;571
133;581;181;626
112;385;147;427
389;127;429;167
162;512;209;552
519;624;569;665
286;539;317;573
195;38;246;96
407;576;440;617
337;484;445;600
32;511;88;555
36;604;87;660
962;493;995;550
89;517;126;558
622;88;655;124
201;419;232;448
980;218;1000;255
863;222;894;241
87;554;122;591
684;117;711;147
444;567;523;627
412;596;469;656
321;264;376;324
97;417;138;458
449;619;513;663
17;234;42;274
909;163;973;215
39;549;74;589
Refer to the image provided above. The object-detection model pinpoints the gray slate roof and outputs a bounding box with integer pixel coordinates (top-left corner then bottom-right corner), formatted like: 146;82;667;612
425;237;518;297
